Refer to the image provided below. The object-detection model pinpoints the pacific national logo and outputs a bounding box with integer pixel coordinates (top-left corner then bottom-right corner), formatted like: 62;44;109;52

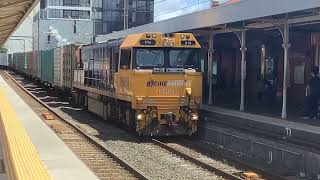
146;80;191;87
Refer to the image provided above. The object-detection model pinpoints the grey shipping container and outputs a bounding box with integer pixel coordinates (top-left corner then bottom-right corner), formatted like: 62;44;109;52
54;47;63;87
63;44;80;90
0;53;8;67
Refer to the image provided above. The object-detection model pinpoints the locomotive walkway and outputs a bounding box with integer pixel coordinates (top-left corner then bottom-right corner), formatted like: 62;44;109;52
0;75;98;180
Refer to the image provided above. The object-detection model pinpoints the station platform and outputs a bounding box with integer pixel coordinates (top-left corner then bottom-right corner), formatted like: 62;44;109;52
201;105;320;149
0;75;98;180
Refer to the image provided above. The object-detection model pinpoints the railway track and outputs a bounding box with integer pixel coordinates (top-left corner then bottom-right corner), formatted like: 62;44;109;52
151;139;244;180
0;70;146;180
3;70;280;180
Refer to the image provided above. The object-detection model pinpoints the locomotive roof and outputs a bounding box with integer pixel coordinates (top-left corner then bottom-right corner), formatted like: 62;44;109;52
120;32;201;48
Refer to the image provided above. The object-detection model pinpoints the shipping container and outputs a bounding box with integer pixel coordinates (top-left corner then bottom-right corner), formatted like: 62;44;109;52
0;53;8;67
26;51;34;75
13;53;27;73
33;51;41;78
8;54;13;68
41;49;54;84
63;44;80;90
73;68;84;86
54;47;63;87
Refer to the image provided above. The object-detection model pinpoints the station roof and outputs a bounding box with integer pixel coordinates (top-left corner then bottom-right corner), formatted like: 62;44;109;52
0;0;38;47
97;0;320;42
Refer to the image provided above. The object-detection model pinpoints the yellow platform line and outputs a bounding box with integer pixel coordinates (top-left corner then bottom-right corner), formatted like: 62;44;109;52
0;87;51;180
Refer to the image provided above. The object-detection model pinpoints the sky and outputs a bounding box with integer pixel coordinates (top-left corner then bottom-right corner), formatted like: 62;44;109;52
154;0;229;22
4;3;39;54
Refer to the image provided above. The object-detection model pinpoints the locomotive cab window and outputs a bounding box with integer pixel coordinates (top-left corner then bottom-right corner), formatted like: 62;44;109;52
169;49;200;70
120;49;131;70
134;48;165;69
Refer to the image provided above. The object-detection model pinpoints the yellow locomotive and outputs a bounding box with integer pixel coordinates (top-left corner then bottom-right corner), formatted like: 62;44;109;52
73;32;202;136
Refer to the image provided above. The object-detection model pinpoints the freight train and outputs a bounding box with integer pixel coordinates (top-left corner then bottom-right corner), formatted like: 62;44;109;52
8;32;203;136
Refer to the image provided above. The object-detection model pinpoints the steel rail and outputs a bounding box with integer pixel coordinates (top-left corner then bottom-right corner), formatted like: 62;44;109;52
152;138;243;180
1;70;148;180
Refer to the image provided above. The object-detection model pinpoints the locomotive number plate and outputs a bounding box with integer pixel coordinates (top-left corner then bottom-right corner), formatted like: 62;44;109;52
181;40;195;46
140;39;156;45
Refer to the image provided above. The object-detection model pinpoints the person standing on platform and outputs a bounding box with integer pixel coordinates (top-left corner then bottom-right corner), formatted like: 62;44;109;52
301;66;320;119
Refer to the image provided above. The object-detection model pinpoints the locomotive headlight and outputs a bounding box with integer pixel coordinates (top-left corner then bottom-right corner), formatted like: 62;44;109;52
137;114;144;120
186;88;192;95
152;34;157;38
191;113;198;121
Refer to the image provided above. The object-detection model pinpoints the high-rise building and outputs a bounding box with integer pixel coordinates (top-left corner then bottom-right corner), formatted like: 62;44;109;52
154;0;231;22
33;0;154;50
33;0;94;50
94;0;154;35
40;0;92;20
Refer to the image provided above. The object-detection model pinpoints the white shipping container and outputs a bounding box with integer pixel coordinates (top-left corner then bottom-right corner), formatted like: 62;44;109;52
0;53;8;67
73;69;84;86
54;47;63;87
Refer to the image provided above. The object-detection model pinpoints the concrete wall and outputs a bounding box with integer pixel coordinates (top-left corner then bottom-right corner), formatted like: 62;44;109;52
33;19;93;51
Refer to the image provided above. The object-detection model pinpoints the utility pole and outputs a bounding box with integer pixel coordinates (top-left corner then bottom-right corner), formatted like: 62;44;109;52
124;0;129;30
38;10;41;77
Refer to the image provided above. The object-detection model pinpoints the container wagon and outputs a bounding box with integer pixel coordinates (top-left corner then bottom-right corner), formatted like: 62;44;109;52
0;53;8;69
26;51;34;75
8;54;13;69
33;50;41;78
13;53;26;73
63;44;80;92
54;47;63;88
41;49;54;85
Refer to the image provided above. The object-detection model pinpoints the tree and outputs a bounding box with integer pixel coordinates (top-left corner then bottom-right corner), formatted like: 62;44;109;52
0;47;8;53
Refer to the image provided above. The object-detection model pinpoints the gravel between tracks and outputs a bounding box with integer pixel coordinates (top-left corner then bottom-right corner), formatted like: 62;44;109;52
165;142;241;174
2;72;138;180
8;72;243;180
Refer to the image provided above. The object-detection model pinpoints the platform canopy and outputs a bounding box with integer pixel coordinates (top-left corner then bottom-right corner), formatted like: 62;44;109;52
97;0;320;42
0;0;38;47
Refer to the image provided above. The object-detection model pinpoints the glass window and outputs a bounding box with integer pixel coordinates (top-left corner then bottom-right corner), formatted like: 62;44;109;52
64;0;80;6
120;49;131;69
135;49;164;68
79;0;90;7
93;0;102;8
49;0;63;6
93;11;102;19
79;11;90;19
169;49;198;68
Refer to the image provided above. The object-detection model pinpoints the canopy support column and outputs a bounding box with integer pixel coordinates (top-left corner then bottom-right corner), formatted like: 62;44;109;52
208;33;215;105
235;29;247;111
278;22;291;119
